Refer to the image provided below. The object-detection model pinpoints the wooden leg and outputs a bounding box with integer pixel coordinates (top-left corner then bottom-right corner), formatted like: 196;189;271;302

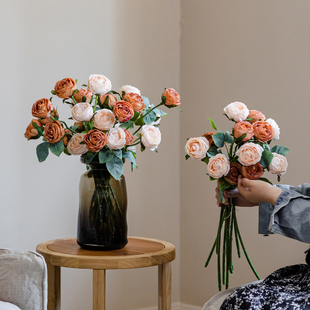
158;263;172;310
46;262;61;310
93;269;106;310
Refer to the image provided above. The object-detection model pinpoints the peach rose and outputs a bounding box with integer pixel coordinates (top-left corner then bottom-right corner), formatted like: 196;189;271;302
224;101;249;122
71;102;93;122
247;110;266;124
123;92;145;112
202;132;215;147
88;74;112;95
269;153;288;176
67;133;88;155
141;125;161;151
24;119;42;140
93;109;115;131
253;121;274;143
236;142;264;166
84;129;107;153
107;128;126;150
124;129;135;145
113;100;134;123
44;120;65;143
31;98;53;119
73;88;93;103
162;88;181;107
99;94;118;108
224;162;242;185
266;118;280;140
120;85;141;97
233;121;254;141
185;137;209;160
207;154;230;179
241;163;264;180
54;78;76;99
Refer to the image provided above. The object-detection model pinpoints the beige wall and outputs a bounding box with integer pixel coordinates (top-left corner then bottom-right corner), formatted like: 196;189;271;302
180;0;310;307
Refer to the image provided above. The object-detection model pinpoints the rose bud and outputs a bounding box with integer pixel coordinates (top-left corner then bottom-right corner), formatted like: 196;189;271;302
224;101;249;122
119;85;141;98
99;94;118;108
207;154;230;179
32;98;53;119
202;132;215;147
84;129;107;153
44;121;65;143
93;109;115;131
141;125;161;151
241;163;264;180
162;88;181;107
123;92;145;112
124;129;135;146
67;133;88;155
107;128;126;150
54;78;76;99
233;121;254;142
73;88;93;103
236;142;264;166
88;74;112;95
24;119;42;140
253;121;274;143
185;137;209;160
71;102;93;122
269;153;288;176
113;100;134;123
62;129;72;146
224;162;242;185
247;110;266;124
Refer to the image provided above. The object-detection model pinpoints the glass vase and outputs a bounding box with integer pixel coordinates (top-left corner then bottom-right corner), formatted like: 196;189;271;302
77;157;128;250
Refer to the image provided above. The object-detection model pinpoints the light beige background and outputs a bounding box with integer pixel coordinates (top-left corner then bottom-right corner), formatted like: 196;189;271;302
1;0;309;309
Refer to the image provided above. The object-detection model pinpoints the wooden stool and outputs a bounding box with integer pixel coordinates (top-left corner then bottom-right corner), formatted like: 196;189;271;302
36;237;175;310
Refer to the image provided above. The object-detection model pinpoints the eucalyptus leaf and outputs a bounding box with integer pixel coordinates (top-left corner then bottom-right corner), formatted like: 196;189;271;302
36;142;49;162
212;132;225;148
106;156;124;180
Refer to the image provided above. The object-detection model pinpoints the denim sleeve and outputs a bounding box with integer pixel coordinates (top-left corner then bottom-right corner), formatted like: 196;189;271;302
259;183;310;243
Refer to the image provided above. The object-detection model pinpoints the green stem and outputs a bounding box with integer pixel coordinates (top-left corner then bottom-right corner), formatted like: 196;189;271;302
142;102;164;119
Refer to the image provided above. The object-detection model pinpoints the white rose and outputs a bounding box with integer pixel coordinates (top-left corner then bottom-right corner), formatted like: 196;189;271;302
266;118;280;140
141;125;161;151
236;142;264;166
207;154;230;179
71;102;93;122
185;137;209;160
119;85;141;97
88;74;112;95
269;153;288;176
67;133;88;155
93;109;115;131
224;101;249;122
107;127;126;150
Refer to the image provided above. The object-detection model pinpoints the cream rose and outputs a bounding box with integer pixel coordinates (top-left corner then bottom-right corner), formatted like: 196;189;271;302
141;125;161;151
67;133;88;155
266;118;280;140
224;101;249;122
269;153;288;176
88;74;112;95
107;127;126;150
71;102;93;122
93;109;115;131
236;142;264;166
120;85;141;97
185;137;209;160
207;154;230;179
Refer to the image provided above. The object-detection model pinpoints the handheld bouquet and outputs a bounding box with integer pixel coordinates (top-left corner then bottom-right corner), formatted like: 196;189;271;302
185;101;289;291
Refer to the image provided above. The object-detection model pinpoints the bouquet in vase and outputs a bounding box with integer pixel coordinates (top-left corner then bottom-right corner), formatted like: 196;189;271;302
185;101;289;290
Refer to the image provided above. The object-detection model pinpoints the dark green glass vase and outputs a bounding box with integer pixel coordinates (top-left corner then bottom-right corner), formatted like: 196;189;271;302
77;157;128;250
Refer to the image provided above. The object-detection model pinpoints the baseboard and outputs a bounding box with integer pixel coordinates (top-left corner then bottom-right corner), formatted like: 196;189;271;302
137;302;201;310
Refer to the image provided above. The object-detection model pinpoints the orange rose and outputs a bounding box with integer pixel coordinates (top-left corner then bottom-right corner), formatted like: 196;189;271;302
62;129;72;146
202;132;215;146
84;129;107;152
113;100;134;122
224;162;242;185
241;163;264;180
44;121;65;143
233;121;254;142
253;121;274;143
39;108;59;125
100;94;118;108
124;129;135;145
73;88;93;103
31;98;53;119
162;88;181;107
247;110;266;124
123;92;145;112
24;119;42;140
54;78;76;99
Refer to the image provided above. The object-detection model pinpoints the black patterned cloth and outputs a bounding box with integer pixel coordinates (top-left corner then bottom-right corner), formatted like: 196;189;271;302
220;264;310;310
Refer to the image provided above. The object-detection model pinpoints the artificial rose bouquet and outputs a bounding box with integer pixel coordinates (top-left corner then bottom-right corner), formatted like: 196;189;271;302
185;101;289;290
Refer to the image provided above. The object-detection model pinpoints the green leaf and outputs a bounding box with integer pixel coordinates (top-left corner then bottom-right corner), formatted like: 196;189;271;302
114;149;123;160
153;107;167;116
49;140;64;157
207;145;218;157
270;145;290;156
207;118;218;130
120;120;134;129
32;121;44;136
212;132;225;147
225;131;234;144
98;148;113;163
36;142;49;162
51;90;56;95
106;156;124;180
84;151;97;164
260;150;274;169
258;177;273;185
123;151;137;171
141;96;150;108
185;154;190;160
83;120;94;132
143;110;157;124
234;133;246;144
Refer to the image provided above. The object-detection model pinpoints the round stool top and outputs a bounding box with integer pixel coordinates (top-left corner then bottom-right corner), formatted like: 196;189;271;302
36;237;175;269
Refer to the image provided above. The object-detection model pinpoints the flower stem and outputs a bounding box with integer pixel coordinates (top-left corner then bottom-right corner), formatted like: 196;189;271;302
142;102;164;119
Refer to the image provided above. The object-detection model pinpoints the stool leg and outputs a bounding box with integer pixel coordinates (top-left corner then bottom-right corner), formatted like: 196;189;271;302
93;269;106;310
47;262;61;310
158;263;172;310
